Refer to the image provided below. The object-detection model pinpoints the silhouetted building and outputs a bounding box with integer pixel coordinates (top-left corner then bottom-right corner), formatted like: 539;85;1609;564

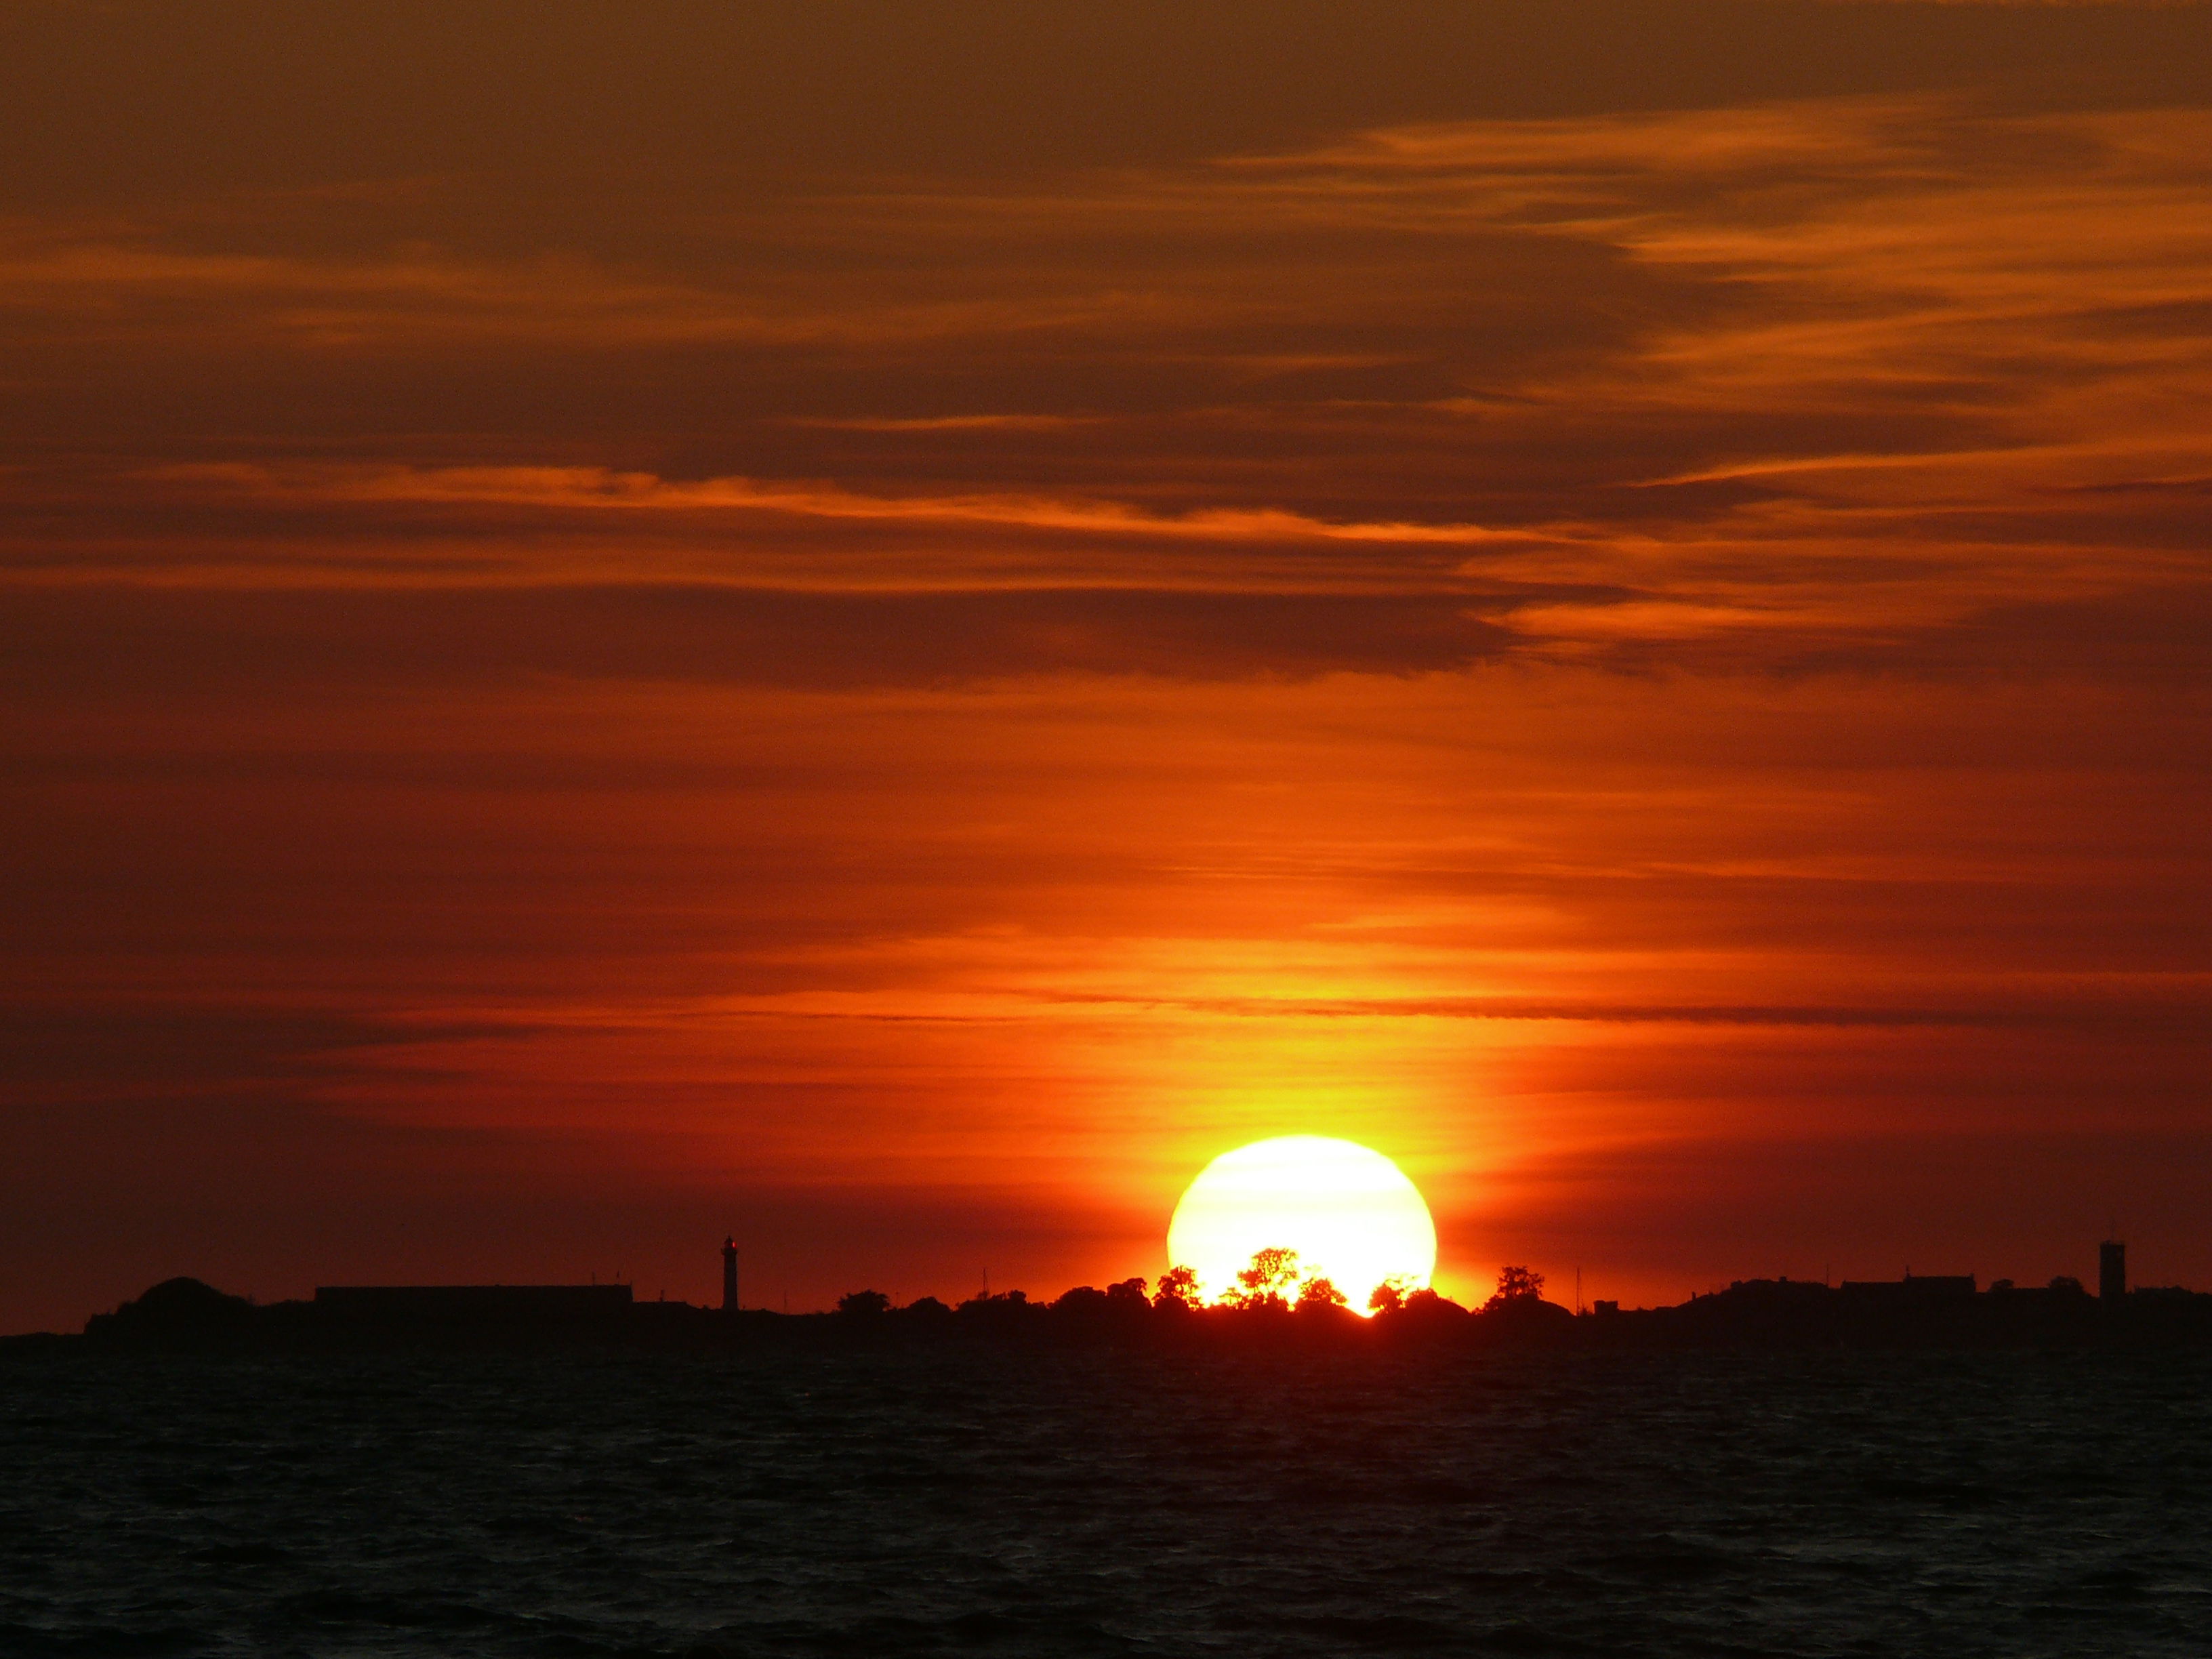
722;1236;740;1313
2100;1239;2127;1302
1839;1273;1975;1307
313;1284;632;1323
1723;1277;1831;1304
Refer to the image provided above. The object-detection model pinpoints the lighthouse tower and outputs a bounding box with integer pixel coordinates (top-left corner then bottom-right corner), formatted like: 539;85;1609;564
721;1236;739;1313
2100;1237;2126;1303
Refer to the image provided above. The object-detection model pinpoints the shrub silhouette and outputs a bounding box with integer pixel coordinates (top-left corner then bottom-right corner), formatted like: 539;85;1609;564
836;1289;891;1317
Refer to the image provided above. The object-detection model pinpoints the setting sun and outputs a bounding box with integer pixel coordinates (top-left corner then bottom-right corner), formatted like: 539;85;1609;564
1166;1136;1438;1310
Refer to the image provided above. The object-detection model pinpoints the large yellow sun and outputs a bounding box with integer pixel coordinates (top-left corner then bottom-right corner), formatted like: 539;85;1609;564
1166;1135;1437;1310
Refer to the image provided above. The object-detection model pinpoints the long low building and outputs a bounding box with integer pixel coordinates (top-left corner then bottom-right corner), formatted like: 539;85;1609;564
314;1284;634;1318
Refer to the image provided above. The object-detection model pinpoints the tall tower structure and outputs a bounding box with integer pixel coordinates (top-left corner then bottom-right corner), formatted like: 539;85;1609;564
721;1236;739;1313
2099;1238;2126;1303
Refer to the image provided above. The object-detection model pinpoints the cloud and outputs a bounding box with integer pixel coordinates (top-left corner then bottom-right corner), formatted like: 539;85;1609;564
131;460;1538;550
6;26;2212;1324
1012;989;2212;1033
5;96;2207;678
0;579;1523;695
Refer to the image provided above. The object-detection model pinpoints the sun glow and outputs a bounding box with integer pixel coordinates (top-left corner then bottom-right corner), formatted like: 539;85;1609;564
1166;1136;1438;1311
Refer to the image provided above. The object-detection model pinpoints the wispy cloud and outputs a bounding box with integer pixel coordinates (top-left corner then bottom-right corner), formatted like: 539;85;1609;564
7;96;2206;672
134;460;1533;554
7;66;2212;1320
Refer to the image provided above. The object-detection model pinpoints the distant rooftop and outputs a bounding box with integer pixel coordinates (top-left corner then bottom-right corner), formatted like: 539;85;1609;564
1839;1274;1976;1298
314;1284;634;1313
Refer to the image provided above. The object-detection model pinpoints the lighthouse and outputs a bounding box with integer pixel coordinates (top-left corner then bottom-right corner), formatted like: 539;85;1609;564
721;1236;739;1314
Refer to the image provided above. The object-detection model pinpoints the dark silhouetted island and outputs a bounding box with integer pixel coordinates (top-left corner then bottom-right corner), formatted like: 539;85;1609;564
14;1240;2212;1357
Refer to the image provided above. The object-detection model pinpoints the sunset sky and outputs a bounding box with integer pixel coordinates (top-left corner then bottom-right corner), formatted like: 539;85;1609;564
6;1;2211;1331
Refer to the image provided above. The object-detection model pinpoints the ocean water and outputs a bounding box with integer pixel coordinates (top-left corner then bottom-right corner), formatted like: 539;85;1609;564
3;1345;2207;1656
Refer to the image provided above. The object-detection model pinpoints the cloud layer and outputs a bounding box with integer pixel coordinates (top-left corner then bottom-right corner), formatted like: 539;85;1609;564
4;3;2210;1328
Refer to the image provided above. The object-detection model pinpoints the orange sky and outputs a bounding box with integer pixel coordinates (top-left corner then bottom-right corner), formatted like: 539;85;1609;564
5;2;2211;1330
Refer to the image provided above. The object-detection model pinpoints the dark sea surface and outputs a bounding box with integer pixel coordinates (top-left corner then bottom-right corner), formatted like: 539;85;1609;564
3;1345;2207;1657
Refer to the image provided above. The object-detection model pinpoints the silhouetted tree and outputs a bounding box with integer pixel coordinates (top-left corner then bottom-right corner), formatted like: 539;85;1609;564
2049;1274;2086;1294
1368;1286;1470;1330
836;1289;891;1317
1368;1275;1418;1313
83;1277;259;1347
964;1289;1029;1307
1105;1276;1149;1307
1296;1274;1347;1311
1483;1265;1545;1311
1154;1265;1202;1311
1227;1247;1300;1311
955;1288;1034;1323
